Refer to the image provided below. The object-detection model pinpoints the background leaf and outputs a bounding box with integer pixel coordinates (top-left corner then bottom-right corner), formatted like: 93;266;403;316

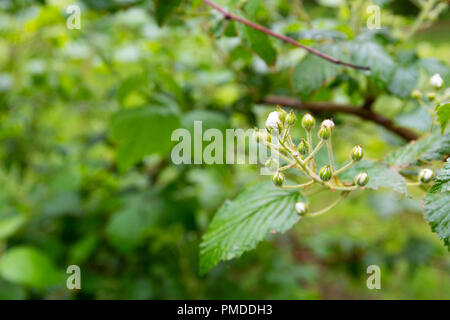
237;24;277;65
339;160;409;196
0;246;63;289
109;107;181;172
292;44;346;98
347;41;395;85
154;0;182;26
385;132;450;167
388;65;419;98
424;159;450;250
437;103;450;133
200;182;305;274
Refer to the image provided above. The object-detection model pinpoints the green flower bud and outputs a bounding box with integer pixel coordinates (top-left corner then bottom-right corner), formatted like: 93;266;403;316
265;158;279;171
297;138;309;155
418;168;434;183
318;126;331;140
355;172;369;186
427;92;436;101
411;89;422;99
301;113;315;131
319;165;332;181
272;171;285;187
351;145;364;161
295;202;308;216
277;105;287;123
286;110;297;126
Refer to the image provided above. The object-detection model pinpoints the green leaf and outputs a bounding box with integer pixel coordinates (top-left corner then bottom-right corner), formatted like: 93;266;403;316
154;0;182;26
347;41;395;85
429;159;450;194
200;182;306;274
424;159;450;249
109;107;181;172
0;215;26;240
292;44;346;98
339;160;409;196
388;65;419;98
385;132;450;167
237;24;277;65
437;103;450;133
418;58;450;85
0;246;63;289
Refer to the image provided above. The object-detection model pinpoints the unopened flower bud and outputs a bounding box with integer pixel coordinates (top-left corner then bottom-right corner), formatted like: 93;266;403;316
427;92;436;101
277;105;287;123
318;126;331;140
319;165;332;181
272;171;285;187
266;111;281;132
430;73;443;89
295;202;308;216
418;168;434;183
355;172;369;186
297;138;309;155
301;113;315;131
411;89;422;99
286;110;297;126
351;145;364;161
321;119;335;130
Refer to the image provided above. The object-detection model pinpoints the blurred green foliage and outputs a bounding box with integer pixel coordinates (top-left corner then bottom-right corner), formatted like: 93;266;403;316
0;0;449;299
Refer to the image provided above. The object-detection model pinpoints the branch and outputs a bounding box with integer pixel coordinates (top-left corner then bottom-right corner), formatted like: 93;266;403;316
261;96;419;141
203;0;370;71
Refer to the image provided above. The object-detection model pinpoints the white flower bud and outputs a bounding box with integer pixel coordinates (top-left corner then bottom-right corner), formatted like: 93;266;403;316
266;111;281;132
351;145;364;161
430;73;443;88
321;119;335;130
355;172;369;186
295;202;308;216
418;168;434;183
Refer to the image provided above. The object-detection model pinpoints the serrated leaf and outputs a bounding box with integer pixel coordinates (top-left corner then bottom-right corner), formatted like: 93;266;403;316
0;246;63;289
154;0;182;26
338;160;409;196
237;24;277;65
437;103;450;133
429;159;450;194
388;65;419;98
109;107;181;172
418;58;450;85
292;44;347;98
347;41;395;85
385;132;450;167
199;182;305;274
424;159;450;249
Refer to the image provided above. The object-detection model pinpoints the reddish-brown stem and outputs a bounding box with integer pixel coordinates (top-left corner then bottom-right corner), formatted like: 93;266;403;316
261;96;419;141
203;0;370;71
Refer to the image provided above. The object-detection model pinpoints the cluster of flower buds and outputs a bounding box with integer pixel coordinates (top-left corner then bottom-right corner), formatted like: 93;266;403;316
257;106;373;216
411;73;445;103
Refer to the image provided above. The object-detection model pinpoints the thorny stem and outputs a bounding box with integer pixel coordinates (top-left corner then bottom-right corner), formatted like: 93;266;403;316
202;0;370;70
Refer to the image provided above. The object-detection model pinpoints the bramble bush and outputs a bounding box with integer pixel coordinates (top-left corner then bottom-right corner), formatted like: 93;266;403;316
0;0;449;299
